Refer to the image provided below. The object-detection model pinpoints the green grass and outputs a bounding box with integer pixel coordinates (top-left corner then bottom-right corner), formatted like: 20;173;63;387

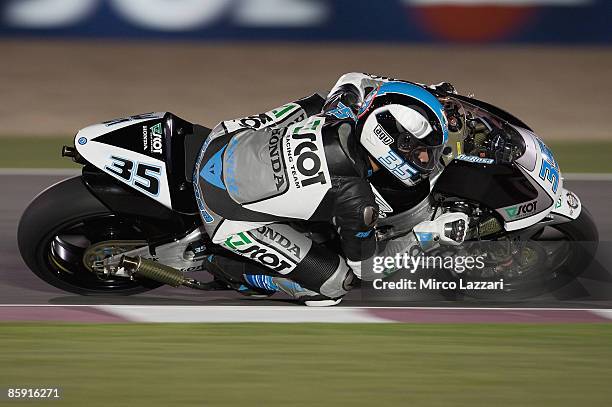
1;323;611;407
1;137;610;173
547;141;612;173
2;137;79;169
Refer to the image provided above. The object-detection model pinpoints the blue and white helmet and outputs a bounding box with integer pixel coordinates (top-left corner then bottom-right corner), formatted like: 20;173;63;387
357;81;448;186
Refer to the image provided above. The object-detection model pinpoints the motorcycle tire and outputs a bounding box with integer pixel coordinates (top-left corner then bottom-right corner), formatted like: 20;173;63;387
17;176;163;295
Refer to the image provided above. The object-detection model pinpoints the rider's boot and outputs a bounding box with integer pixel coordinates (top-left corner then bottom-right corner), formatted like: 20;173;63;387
271;277;342;307
203;255;342;306
203;255;276;298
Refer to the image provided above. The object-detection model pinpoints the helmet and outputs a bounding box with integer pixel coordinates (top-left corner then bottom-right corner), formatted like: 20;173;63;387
357;81;448;186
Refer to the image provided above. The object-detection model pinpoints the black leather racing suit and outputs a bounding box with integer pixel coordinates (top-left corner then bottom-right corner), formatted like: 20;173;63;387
193;73;421;299
194;114;380;298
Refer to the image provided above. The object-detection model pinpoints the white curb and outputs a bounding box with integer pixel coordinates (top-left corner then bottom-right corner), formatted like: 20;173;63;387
95;305;388;323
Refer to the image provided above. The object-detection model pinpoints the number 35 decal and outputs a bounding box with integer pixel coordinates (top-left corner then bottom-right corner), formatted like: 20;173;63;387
105;156;162;196
377;151;417;181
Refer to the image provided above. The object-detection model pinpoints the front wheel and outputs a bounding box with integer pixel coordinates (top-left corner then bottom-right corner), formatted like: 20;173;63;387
544;206;599;276
17;176;163;295
459;206;599;299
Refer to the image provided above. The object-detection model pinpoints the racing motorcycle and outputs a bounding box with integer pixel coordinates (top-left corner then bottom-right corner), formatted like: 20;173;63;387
17;91;599;298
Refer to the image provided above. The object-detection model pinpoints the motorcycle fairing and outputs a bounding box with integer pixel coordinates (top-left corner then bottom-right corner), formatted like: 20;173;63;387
432;159;556;232
504;126;563;231
550;187;582;220
431;160;540;208
75;112;172;208
75;112;202;213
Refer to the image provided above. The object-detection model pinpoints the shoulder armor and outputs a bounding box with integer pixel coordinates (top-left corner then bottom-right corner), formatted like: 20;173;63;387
322;119;370;178
295;93;326;116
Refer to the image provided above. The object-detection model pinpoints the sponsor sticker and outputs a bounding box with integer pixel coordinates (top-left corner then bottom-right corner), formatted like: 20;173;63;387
566;191;579;209
223;103;303;133
371;185;393;218
142;126;149;150
355;230;373;238
256;226;302;259
504;201;537;220
456;154;494;165
287;118;327;189
223;232;294;274
268;130;288;192
149;123;163;154
374;124;394;145
327;102;357;121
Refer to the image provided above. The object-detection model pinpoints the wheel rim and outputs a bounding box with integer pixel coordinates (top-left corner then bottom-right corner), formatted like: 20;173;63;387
460;222;578;297
46;214;151;291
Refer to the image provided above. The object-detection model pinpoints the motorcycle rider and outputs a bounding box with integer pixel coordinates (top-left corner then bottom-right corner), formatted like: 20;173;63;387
194;72;467;305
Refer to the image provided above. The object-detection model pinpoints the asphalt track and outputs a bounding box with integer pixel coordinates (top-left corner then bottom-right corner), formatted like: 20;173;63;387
1;173;611;308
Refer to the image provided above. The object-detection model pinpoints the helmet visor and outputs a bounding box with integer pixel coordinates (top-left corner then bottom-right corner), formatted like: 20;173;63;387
396;132;441;172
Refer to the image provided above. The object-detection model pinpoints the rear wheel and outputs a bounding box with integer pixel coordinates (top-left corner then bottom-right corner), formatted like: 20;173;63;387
18;177;163;295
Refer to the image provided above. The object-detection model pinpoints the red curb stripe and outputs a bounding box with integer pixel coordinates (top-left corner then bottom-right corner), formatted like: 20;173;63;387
0;306;130;323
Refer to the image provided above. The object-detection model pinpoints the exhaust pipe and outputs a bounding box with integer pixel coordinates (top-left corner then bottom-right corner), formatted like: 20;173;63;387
120;256;219;290
120;256;186;287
